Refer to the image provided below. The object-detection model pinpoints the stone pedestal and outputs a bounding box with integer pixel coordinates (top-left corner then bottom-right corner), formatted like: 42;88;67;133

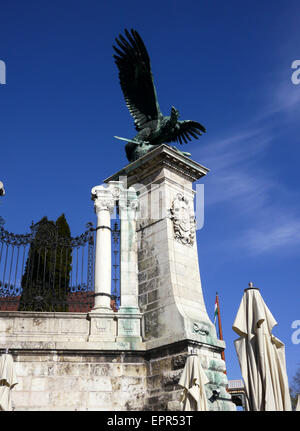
105;144;220;349
106;144;236;410
87;312;117;342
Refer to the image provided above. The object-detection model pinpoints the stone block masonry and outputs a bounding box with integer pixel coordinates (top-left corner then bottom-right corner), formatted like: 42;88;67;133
11;349;147;411
0;311;235;410
0;310;147;410
144;340;234;411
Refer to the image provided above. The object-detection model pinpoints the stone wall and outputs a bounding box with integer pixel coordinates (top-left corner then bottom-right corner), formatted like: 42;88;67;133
0;311;235;411
0;312;235;411
0;310;148;411
7;343;233;411
11;350;147;411
145;341;233;411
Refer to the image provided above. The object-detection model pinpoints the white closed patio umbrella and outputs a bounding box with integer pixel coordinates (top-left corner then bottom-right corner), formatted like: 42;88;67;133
0;353;18;411
232;283;292;411
296;394;300;411
178;354;209;411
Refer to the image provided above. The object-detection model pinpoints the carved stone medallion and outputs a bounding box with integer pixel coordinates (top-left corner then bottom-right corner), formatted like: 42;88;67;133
170;193;196;246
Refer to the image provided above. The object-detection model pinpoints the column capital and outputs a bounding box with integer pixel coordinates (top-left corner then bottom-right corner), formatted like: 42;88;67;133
91;181;136;214
118;186;139;211
91;185;115;214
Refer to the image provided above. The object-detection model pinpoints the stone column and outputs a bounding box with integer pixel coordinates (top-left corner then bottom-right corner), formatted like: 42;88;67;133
118;186;139;313
102;145;235;410
115;186;142;346
88;182;142;347
91;185;114;312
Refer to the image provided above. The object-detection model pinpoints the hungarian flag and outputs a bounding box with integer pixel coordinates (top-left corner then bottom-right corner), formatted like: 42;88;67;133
213;293;226;366
214;295;218;326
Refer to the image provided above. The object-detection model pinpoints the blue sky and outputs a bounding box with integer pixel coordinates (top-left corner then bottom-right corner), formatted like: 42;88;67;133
0;0;300;384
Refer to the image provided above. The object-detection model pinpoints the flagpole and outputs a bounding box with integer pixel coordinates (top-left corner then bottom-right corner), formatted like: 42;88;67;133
215;292;226;373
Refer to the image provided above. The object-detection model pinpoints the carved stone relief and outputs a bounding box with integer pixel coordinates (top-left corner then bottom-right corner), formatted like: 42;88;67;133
192;322;210;336
169;193;196;246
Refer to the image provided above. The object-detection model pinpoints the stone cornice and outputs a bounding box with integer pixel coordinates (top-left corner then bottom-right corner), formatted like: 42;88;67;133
104;144;210;187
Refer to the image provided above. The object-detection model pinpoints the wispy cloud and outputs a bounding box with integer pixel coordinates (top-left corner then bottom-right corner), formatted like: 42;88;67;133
238;212;300;255
194;78;300;256
199;128;273;211
257;77;300;120
200;128;270;170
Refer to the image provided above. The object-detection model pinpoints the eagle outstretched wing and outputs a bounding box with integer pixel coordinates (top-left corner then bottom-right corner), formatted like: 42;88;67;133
113;29;162;131
166;120;206;146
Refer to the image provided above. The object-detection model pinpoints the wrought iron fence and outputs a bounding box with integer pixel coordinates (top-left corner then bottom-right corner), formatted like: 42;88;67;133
0;219;99;312
0;216;121;312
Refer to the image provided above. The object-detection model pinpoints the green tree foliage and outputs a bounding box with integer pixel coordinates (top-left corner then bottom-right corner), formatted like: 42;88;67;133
19;214;72;311
54;213;72;309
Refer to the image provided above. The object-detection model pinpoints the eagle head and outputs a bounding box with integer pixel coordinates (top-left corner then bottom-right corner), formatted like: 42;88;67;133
170;107;180;126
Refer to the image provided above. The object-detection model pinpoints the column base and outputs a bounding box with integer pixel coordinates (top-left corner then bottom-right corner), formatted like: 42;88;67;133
116;309;143;348
87;311;117;342
90;306;112;313
117;306;140;314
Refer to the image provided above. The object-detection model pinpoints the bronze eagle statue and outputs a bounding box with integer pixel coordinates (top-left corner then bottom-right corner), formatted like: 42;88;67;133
113;29;206;163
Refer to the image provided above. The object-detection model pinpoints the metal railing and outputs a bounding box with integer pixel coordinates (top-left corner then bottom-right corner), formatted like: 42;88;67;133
0;219;99;312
